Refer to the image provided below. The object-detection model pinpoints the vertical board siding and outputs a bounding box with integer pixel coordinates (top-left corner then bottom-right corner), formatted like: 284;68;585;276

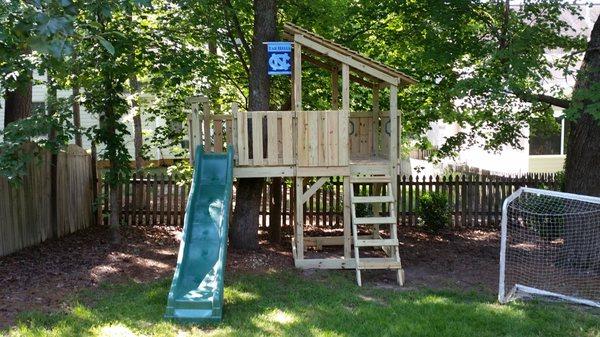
0;144;94;257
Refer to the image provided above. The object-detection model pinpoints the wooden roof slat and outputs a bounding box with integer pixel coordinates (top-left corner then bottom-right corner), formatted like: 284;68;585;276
302;53;377;88
283;23;417;86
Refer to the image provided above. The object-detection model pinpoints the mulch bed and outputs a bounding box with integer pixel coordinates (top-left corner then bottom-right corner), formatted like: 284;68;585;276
0;224;499;329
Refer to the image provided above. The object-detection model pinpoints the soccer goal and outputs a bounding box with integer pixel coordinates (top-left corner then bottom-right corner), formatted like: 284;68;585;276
499;187;600;308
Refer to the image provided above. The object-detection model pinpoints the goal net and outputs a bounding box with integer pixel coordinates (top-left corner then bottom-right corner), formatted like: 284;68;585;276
499;187;600;308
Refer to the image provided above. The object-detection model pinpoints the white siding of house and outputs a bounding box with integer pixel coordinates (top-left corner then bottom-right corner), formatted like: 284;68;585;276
1;73;182;161
425;4;599;175
529;155;566;173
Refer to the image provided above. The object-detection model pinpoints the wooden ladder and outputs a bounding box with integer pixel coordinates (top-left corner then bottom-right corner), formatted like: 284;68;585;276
349;175;404;286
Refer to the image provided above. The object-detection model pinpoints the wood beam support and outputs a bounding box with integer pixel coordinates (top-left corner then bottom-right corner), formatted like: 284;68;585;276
294;34;399;86
389;84;398;199
342;63;350;111
295;177;304;259
301;177;329;204
303;53;376;88
293;39;302;111
372;85;380;156
331;66;339;109
343;177;352;258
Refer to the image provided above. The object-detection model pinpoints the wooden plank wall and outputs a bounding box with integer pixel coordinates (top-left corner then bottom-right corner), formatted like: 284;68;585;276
348;111;392;159
0;144;94;256
297;110;348;167
235;111;295;166
193;114;233;153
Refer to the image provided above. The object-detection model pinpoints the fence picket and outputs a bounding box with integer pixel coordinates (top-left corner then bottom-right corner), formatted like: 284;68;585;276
100;171;557;230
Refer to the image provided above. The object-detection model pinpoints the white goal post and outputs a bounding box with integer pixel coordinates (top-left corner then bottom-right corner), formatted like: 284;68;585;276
499;187;600;308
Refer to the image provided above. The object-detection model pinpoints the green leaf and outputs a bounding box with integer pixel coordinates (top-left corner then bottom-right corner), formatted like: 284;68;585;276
96;36;115;55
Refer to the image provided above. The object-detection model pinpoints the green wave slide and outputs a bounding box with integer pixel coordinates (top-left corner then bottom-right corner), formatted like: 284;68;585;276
165;146;234;323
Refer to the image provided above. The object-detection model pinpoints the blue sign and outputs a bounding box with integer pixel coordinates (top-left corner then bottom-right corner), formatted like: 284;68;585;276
267;42;292;76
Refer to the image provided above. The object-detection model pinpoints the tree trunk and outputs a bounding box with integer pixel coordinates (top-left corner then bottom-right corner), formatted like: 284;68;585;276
230;0;277;250
4;76;32;126
72;85;83;147
565;15;600;196
269;177;282;244
130;75;144;170
109;180;121;243
47;75;59;239
564;14;600;270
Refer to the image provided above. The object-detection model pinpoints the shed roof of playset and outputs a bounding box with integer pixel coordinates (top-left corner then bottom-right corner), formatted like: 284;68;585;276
283;22;417;87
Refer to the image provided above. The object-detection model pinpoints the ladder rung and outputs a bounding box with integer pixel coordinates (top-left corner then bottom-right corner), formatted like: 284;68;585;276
354;216;396;225
355;239;398;247
350;176;391;183
352;195;394;203
357;258;402;270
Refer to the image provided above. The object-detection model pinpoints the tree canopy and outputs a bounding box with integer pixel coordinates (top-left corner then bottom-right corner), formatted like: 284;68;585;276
1;0;598;207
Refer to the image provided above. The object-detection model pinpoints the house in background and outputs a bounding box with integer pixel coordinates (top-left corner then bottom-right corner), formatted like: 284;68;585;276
421;4;598;175
0;72;185;162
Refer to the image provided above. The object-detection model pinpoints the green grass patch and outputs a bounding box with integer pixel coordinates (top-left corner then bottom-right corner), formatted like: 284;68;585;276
4;271;600;337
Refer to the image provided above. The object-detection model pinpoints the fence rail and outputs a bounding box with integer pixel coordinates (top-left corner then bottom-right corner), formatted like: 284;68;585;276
104;173;558;229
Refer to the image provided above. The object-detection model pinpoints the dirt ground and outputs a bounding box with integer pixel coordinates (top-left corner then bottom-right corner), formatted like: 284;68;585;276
0;225;499;329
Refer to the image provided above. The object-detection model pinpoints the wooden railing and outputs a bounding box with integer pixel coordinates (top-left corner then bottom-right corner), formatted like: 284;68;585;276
234;110;295;166
187;99;398;167
297;110;349;167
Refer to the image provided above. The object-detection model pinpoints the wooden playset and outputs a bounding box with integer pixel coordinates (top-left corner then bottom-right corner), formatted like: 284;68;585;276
186;23;416;285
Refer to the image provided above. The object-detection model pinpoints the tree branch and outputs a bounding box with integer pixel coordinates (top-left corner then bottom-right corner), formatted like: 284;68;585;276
222;25;250;77
512;90;571;109
222;0;252;60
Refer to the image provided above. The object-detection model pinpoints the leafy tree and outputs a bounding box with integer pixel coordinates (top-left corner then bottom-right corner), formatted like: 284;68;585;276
564;15;600;196
1;0;76;126
73;0;148;241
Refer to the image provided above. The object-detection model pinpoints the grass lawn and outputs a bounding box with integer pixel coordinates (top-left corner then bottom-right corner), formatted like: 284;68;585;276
5;271;600;337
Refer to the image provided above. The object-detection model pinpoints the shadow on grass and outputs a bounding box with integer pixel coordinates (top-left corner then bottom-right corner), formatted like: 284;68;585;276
6;270;600;337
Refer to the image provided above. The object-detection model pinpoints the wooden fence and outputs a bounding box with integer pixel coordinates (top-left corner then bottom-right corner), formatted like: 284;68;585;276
0;144;95;256
102;173;190;227
106;173;558;229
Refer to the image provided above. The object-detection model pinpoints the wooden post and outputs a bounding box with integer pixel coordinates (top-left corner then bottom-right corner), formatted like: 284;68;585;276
343;177;352;259
231;103;238;161
389;84;398;204
331;66;339;109
293;40;302;111
342;64;350;111
342;63;351;259
372;85;380;156
202;101;211;152
187;113;194;163
293;40;304;260
295;177;304;260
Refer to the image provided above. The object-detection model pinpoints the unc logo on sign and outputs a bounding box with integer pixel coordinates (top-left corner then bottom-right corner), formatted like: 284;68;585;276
267;41;292;76
269;53;291;72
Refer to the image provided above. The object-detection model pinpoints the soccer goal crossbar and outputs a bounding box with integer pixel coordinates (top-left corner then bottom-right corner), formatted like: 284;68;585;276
499;187;600;308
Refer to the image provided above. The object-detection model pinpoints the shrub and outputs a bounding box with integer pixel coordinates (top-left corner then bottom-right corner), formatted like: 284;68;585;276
416;191;451;232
